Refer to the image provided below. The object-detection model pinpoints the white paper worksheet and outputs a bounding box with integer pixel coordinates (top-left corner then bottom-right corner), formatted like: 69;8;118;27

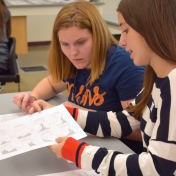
0;112;27;123
0;105;87;160
37;169;102;176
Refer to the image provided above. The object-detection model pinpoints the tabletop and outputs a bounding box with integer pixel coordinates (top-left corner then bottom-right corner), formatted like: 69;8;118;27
0;92;134;176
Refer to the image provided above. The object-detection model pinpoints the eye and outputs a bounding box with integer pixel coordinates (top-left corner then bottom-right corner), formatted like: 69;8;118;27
76;41;85;45
123;29;129;34
61;43;69;47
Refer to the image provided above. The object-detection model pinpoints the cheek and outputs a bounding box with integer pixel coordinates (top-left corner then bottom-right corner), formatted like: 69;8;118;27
82;43;92;56
61;46;69;57
60;47;73;62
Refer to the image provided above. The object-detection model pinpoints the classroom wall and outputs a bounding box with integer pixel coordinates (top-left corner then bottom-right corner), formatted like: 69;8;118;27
101;0;120;15
9;3;105;43
9;1;121;45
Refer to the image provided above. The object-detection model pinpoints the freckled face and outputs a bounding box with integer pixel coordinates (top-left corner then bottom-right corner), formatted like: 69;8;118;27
58;26;93;69
118;12;154;66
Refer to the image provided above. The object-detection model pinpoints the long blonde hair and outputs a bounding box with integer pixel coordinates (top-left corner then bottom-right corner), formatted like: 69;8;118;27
117;0;176;119
48;0;117;83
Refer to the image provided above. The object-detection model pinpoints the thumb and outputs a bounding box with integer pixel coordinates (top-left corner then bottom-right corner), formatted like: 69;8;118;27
55;137;67;143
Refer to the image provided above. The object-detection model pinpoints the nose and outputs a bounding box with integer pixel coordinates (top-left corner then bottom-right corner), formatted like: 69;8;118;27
119;34;126;48
70;45;79;56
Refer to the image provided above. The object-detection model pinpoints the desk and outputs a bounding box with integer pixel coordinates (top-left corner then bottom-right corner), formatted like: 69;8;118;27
5;0;104;54
0;92;134;176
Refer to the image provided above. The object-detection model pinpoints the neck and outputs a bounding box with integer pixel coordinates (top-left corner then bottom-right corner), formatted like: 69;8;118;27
150;56;176;78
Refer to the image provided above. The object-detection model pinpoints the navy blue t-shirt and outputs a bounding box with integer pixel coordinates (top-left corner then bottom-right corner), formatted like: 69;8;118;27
65;45;144;112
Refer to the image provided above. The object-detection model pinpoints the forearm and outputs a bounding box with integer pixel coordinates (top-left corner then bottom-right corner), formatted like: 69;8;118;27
65;107;140;138
124;128;142;141
31;77;57;100
62;137;176;176
63;101;96;111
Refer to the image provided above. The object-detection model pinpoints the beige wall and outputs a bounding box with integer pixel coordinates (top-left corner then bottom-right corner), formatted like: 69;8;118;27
9;5;104;43
101;0;120;15
9;1;120;45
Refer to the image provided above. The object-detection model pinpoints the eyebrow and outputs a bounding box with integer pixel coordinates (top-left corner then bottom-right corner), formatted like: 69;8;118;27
59;37;87;43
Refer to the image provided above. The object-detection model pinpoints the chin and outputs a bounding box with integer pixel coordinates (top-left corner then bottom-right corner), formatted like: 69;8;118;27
134;63;141;66
133;60;143;66
74;65;86;69
75;64;91;69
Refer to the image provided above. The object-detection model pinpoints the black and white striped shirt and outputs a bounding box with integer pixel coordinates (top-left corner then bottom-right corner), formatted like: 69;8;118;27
63;68;176;176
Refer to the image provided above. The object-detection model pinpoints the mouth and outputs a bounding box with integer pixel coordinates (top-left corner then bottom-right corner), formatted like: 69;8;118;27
126;50;132;54
72;58;84;64
72;58;82;61
126;50;133;59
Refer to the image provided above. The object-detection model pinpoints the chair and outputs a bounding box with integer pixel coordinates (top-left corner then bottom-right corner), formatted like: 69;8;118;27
0;37;20;92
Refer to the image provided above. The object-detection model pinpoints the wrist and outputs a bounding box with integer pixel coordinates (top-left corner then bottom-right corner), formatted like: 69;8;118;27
64;106;78;120
61;137;81;162
62;137;89;168
30;95;37;101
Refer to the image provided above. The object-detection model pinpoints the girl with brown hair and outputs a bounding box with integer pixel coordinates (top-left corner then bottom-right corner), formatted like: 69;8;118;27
14;1;144;153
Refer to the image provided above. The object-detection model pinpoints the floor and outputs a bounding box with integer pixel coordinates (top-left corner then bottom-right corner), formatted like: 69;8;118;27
0;45;50;94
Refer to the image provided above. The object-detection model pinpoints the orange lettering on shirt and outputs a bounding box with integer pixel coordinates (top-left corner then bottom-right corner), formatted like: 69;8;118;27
66;82;106;106
77;86;106;106
66;82;74;101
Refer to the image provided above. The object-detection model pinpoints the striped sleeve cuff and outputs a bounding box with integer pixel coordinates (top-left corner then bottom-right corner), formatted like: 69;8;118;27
62;137;89;168
64;106;79;120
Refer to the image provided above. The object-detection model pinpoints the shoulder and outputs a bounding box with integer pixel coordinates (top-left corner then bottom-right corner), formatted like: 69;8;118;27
164;68;176;93
156;69;176;99
4;8;11;22
107;45;129;60
7;9;11;15
161;69;176;88
168;68;176;80
107;45;132;65
106;45;145;72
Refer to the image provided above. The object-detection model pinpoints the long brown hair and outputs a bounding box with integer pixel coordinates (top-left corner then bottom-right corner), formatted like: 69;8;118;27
48;0;118;83
0;0;11;41
117;0;176;119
